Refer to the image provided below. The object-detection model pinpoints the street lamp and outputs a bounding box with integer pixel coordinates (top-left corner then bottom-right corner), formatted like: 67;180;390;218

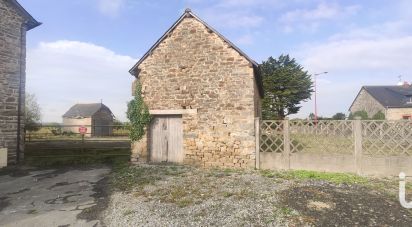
313;72;328;123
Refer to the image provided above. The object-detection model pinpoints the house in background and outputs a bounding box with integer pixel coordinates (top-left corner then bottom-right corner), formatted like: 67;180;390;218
350;84;412;120
62;103;114;137
0;0;41;165
129;9;263;168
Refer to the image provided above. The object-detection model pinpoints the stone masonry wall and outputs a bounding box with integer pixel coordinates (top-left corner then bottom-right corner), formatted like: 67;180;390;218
135;16;259;168
350;88;385;118
386;108;412;120
0;0;26;163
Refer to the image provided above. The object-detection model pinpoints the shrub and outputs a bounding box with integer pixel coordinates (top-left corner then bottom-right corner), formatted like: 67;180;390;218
349;110;368;120
372;111;385;120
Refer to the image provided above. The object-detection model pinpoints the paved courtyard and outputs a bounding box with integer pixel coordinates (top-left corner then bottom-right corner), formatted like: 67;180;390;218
0;165;110;227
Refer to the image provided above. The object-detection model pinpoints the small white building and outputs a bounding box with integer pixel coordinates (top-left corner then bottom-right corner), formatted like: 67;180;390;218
62;103;114;137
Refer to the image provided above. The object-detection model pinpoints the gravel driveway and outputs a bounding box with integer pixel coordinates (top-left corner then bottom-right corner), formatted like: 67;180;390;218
104;164;412;226
0;165;110;227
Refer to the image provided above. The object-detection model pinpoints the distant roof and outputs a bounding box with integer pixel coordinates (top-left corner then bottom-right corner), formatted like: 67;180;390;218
128;8;263;97
63;103;112;118
8;0;41;30
362;86;412;108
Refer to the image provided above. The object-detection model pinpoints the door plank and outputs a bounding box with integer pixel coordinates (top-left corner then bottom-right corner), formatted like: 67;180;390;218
167;116;183;163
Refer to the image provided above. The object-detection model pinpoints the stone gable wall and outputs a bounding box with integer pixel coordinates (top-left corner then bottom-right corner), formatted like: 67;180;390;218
0;0;26;163
134;17;260;168
350;89;385;118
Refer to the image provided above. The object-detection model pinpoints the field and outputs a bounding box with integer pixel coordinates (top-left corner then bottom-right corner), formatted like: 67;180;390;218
25;140;130;166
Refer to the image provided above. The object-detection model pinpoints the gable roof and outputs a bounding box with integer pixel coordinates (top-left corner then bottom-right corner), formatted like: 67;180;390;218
351;86;412;110
129;8;258;75
7;0;41;30
63;103;112;118
128;8;263;97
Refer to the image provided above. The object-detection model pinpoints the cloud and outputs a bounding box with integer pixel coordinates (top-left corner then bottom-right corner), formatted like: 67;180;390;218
215;0;280;8
200;9;264;28
290;13;412;118
235;34;254;45
27;40;136;122
97;0;125;17
299;36;412;73
279;2;361;33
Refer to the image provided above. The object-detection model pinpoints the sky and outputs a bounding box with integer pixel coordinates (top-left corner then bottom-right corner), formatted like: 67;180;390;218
21;0;412;122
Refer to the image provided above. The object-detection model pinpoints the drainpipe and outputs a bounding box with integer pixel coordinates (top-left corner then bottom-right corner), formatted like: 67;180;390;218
16;22;27;163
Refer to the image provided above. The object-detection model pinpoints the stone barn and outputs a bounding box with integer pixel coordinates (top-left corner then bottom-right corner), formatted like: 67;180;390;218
0;0;40;165
130;9;263;168
62;103;114;137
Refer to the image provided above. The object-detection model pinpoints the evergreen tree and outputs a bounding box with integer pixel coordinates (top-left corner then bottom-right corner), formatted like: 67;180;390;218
260;55;313;119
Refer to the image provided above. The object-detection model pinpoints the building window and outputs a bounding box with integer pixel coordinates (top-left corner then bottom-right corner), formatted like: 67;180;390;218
402;115;411;120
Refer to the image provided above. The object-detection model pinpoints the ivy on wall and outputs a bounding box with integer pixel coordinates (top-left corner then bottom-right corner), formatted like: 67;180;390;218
127;81;151;141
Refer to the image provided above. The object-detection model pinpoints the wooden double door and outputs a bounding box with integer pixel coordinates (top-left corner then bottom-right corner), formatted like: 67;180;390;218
149;115;183;163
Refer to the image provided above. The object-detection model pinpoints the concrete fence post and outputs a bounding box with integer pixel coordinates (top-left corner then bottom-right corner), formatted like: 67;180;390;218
283;118;291;170
354;116;363;175
255;117;260;169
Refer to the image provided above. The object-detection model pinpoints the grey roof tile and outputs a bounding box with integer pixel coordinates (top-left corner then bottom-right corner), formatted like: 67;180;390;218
62;103;112;118
364;86;412;108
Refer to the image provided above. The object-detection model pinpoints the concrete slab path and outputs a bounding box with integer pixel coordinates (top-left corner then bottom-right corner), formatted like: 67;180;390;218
0;165;110;227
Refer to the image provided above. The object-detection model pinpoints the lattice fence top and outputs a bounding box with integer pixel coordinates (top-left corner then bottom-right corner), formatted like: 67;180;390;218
261;121;284;135
260;121;284;153
362;121;412;156
289;120;353;136
289;120;354;154
260;119;412;156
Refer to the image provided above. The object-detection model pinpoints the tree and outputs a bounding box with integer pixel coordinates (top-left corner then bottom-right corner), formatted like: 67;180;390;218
372;111;385;120
126;81;151;142
332;112;346;120
348;110;368;120
308;113;315;120
261;54;313;119
308;113;329;120
25;93;41;131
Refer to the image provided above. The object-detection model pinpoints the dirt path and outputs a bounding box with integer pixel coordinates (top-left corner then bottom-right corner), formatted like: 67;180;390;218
0;165;110;227
279;182;412;226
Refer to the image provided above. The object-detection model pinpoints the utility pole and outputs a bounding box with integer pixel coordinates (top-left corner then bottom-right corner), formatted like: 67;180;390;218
313;72;328;123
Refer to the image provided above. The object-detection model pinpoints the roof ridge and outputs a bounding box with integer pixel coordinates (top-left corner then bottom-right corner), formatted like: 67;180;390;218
62;103;111;118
